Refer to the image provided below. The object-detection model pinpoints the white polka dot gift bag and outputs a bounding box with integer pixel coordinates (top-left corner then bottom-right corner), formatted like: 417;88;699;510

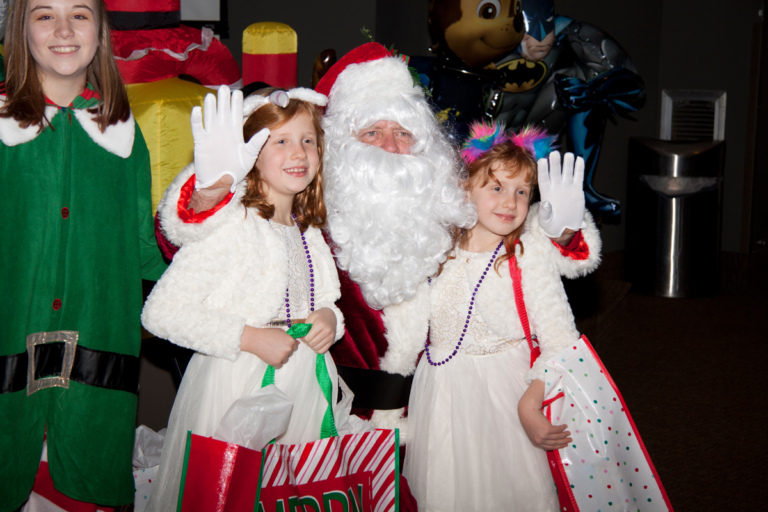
542;335;674;511
508;256;673;511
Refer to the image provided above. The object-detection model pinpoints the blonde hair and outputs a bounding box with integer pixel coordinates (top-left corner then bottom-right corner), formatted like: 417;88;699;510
241;88;327;232
0;0;130;132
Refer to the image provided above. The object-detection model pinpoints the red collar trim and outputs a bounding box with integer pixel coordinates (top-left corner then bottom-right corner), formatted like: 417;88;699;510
43;85;101;107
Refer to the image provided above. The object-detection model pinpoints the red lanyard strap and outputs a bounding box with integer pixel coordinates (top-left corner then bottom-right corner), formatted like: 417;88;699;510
510;255;563;412
508;254;541;368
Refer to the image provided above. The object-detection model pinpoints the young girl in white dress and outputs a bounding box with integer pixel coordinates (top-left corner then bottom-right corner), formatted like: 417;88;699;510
141;86;359;511
404;123;597;511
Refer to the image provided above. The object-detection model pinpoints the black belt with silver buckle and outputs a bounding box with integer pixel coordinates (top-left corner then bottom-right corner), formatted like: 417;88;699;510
0;331;139;395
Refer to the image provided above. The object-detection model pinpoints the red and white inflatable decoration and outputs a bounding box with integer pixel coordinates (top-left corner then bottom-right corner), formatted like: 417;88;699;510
106;0;241;87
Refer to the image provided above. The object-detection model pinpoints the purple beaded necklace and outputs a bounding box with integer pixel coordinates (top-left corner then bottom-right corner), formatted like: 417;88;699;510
283;213;314;326
425;240;503;366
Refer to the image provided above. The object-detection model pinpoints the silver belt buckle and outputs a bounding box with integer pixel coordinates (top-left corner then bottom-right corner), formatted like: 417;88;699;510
26;330;79;396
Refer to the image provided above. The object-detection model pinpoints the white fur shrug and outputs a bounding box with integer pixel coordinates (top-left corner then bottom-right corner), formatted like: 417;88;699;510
379;203;602;382
141;165;345;360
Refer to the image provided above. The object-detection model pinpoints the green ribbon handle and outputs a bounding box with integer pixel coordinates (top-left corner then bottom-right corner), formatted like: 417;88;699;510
315;353;339;438
260;323;338;440
260;365;275;387
176;430;193;512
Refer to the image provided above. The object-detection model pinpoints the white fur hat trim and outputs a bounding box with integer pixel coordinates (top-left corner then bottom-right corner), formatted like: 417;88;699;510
242;87;328;118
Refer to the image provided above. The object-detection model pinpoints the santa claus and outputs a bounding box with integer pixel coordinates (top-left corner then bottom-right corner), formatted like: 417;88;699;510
313;43;600;433
156;42;599;436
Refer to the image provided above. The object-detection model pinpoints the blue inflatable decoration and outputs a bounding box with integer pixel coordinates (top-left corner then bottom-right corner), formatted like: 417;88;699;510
425;0;646;218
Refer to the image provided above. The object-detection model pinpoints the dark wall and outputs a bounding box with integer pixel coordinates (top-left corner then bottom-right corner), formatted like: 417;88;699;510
555;0;663;253
218;1;429;85
220;1;375;87
221;0;763;253
555;0;762;253
657;0;761;254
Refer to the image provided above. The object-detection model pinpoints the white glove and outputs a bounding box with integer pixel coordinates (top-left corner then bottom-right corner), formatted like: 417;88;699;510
191;85;270;191
537;151;586;238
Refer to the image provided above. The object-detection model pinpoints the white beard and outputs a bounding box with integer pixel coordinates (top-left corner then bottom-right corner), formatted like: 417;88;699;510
324;137;476;310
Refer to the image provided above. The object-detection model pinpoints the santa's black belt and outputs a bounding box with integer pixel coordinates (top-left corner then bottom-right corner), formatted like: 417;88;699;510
336;365;413;410
1;331;139;395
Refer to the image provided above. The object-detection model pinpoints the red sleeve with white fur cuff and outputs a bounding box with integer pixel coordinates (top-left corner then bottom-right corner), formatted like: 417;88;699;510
177;174;234;224
552;230;589;260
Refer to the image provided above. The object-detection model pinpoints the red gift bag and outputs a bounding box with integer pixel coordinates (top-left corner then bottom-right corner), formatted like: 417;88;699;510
177;431;264;512
177;429;400;512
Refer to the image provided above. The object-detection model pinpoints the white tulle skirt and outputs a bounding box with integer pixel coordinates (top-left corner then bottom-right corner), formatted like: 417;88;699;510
404;341;559;512
146;343;361;512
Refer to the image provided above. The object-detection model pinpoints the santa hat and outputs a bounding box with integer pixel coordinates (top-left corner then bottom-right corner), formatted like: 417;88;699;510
316;42;429;135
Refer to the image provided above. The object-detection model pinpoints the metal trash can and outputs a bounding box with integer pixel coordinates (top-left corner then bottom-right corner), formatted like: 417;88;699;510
625;137;725;297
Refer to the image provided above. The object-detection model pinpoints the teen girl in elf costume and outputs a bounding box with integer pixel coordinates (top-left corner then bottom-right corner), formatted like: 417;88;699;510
404;123;598;511
0;0;166;510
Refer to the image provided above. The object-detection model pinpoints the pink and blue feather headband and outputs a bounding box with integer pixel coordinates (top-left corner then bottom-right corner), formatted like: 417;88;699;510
460;121;556;164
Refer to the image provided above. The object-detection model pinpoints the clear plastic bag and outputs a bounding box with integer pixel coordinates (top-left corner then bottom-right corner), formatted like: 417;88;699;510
213;384;293;450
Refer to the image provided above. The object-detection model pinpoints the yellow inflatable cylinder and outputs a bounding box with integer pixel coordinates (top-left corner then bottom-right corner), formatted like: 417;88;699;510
242;22;297;88
126;77;213;212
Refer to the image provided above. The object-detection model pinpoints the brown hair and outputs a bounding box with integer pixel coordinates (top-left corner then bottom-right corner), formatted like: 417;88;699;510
241;88;327;232
454;141;537;271
0;0;130;132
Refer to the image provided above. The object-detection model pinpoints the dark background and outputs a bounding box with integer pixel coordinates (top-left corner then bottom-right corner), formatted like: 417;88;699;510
213;0;766;257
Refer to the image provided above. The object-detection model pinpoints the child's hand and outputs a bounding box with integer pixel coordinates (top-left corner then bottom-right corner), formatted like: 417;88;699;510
519;406;571;451
537;151;586;238
518;379;572;451
240;325;298;368
302;308;337;354
191;85;270;192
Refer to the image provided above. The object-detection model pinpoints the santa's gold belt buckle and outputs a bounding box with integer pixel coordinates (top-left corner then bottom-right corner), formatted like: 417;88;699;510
26;330;79;396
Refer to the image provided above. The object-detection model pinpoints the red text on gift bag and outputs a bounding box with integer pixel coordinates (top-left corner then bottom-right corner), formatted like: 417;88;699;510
257;474;371;512
255;430;398;512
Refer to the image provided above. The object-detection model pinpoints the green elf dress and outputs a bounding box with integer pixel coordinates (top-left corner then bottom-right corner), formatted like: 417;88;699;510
0;85;166;510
